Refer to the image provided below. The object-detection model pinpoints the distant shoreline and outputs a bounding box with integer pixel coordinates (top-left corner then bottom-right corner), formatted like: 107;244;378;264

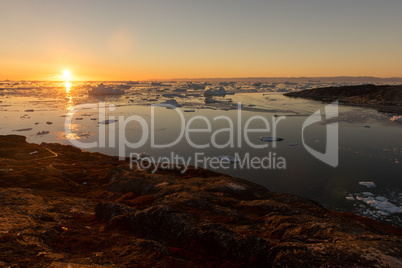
284;84;402;114
3;76;402;83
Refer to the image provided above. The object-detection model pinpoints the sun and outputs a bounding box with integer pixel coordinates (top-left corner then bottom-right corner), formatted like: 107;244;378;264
63;70;71;80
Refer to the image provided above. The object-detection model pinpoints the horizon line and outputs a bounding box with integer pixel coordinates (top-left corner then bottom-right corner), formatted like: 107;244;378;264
3;75;402;82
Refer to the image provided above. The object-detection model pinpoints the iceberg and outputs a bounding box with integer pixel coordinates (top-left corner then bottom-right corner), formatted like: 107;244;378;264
359;181;376;188
204;86;226;97
138;152;151;159
356;195;402;214
157;99;181;108
89;83;124;96
205;97;219;104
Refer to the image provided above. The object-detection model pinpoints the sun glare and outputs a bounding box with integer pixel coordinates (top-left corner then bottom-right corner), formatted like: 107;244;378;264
63;70;71;80
65;81;71;93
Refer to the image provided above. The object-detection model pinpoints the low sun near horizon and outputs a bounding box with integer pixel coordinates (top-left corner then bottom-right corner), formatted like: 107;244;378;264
1;1;402;81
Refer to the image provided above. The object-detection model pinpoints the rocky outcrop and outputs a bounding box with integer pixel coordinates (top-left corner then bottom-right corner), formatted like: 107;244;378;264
1;135;401;267
284;84;402;113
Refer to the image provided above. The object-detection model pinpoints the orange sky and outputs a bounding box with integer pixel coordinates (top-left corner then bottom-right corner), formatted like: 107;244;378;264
1;0;401;81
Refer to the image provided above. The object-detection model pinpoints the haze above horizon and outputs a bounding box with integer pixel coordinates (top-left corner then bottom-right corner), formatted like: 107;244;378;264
1;0;401;81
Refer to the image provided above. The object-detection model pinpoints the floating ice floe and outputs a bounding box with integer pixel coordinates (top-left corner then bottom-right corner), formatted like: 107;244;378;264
89;83;124;96
362;192;374;196
98;119;118;124
79;133;90;137
219;156;240;163
356;195;402;215
390;115;402;122
157;99;181;108
204;86;226;97
200;106;216;110
375;196;388;202
359;181;376;188
205;97;219;104
138;152;151;159
14;128;32;132
259;136;284;142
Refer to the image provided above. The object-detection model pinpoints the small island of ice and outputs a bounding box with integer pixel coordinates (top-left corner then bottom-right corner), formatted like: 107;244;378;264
359;181;376;188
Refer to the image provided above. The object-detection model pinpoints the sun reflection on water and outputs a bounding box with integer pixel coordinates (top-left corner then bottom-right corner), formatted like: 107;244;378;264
64;81;74;110
65;81;71;93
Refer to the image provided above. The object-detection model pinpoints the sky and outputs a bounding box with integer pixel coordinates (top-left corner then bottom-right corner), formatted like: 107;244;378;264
0;0;401;81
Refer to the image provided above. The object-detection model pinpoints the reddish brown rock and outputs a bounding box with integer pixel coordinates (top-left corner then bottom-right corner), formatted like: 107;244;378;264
0;135;401;267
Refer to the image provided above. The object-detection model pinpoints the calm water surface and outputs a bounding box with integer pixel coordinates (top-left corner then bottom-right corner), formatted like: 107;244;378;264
1;85;401;225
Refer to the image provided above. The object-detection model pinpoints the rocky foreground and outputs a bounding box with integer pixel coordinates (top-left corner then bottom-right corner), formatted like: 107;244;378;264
0;135;401;267
284;84;402;114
